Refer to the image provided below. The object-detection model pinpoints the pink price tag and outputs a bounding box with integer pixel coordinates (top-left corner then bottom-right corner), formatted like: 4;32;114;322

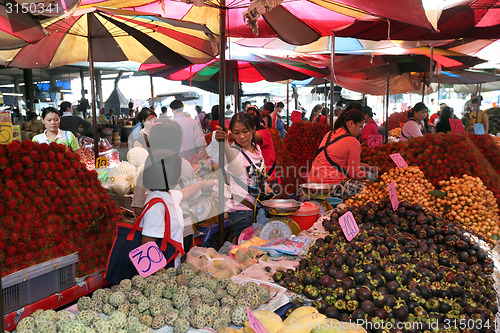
129;241;167;278
247;308;269;333
389;153;408;169
367;134;383;148
449;119;465;134
388;181;399;211
338;211;360;242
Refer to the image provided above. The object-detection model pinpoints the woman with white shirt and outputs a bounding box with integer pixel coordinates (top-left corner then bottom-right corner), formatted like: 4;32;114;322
32;107;79;151
400;103;428;142
140;152;216;267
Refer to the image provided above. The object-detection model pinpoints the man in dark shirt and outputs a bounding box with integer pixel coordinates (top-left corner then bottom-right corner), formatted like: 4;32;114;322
59;101;91;138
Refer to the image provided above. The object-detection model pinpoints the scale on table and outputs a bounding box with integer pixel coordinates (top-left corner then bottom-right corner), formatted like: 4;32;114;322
300;183;334;215
189;196;213;223
259;199;302;240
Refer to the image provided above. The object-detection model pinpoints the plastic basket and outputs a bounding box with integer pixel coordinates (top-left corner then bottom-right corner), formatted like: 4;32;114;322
2;253;78;314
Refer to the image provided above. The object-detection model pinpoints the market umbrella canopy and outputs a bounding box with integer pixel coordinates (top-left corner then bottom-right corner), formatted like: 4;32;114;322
334;0;500;40
0;7;217;68
0;2;46;49
139;54;329;83
80;0;433;45
427;70;500;85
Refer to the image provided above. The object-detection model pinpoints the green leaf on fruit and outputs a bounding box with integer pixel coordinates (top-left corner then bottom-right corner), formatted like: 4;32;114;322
429;190;446;198
492;234;499;241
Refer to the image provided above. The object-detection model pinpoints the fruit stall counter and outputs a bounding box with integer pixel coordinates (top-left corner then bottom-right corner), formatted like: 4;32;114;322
3;271;108;331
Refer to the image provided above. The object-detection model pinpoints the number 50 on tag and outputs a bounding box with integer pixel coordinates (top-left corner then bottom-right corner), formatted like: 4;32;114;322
129;242;167;278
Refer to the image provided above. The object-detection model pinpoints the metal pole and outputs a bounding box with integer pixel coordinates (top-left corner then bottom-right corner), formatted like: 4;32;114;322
1;275;3;332
88;14;99;159
385;64;390;143
324;80;327;106
150;76;154;109
234;61;239;113
218;1;227;247
421;73;426;103
286;80;290;128
329;36;335;129
430;46;434;79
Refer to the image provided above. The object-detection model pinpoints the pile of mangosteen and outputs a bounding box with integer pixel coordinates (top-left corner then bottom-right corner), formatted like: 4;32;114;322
273;200;497;333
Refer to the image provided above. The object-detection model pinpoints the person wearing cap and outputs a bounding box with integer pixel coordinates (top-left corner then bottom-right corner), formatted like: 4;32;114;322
171;100;207;163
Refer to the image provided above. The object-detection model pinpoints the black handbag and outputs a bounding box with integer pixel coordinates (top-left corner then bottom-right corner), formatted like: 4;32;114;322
104;197;184;285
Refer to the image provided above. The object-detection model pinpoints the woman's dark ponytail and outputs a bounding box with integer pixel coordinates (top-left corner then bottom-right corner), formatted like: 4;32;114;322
334;109;365;131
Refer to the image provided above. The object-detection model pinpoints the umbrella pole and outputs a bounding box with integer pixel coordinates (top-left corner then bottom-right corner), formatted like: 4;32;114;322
421;73;426;103
286;80;290;128
150;76;154;109
385;64;390;144
329;35;335;129
88;15;99;159
324;80;327;106
234;62;240;113
218;1;227;248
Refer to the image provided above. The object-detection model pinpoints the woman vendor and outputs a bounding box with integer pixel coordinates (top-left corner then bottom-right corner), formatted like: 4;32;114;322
309;109;376;198
32;107;79;152
400;103;428;142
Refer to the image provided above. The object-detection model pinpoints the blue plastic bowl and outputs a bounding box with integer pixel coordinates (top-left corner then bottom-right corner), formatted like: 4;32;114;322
326;197;343;208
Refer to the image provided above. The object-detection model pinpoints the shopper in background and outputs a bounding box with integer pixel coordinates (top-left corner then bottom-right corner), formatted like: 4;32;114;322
159;106;169;119
260;102;274;128
428;103;446;133
195;105;207;132
309;104;323;122
209;105;220;132
309;109;375;198
33;107;79;152
275;102;287;138
59;101;91;138
248;111;278;182
466;98;489;133
437;106;465;134
171;99;206;163
400;102;428;142
129;107;157;148
360;106;378;145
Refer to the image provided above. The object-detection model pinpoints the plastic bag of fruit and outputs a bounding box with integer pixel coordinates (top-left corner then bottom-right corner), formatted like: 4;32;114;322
186;246;243;278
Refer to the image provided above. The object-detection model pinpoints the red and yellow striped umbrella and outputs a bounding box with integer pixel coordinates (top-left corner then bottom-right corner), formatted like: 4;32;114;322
0;2;46;49
0;7;217;68
79;0;433;45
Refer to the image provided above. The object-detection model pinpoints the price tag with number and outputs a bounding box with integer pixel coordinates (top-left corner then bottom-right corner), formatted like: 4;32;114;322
95;156;109;168
129;242;167;278
389;153;408;169
247;308;269;333
388;181;399;211
449;119;465;134
473;123;485;135
0;122;13;145
338;211;359;242
367;134;383;148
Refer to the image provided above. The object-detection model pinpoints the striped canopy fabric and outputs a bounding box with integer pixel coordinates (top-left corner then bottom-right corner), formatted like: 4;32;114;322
139;55;329;83
79;0;433;45
0;2;46;49
0;7;217;68
334;0;500;40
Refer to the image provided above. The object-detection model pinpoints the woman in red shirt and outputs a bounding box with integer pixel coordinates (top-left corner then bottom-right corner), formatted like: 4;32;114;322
309;109;376;198
209;105;220;133
360;106;379;145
